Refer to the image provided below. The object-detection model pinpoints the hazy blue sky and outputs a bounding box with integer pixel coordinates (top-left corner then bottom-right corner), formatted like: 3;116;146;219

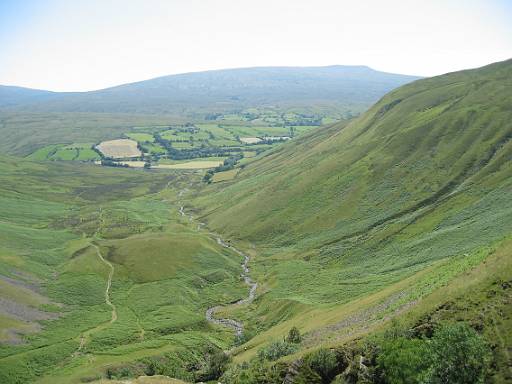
1;0;511;91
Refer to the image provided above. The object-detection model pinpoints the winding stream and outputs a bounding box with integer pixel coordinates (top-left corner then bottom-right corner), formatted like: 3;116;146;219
179;204;257;337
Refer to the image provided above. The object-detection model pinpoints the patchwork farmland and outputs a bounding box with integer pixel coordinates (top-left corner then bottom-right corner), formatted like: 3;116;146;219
22;119;321;180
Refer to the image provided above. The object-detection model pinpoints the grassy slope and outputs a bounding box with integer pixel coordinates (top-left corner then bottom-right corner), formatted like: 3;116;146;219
196;59;512;246
193;59;512;371
0;157;245;384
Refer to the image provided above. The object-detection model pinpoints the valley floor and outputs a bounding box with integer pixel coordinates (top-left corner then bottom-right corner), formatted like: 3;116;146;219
0;161;511;383
0;163;252;383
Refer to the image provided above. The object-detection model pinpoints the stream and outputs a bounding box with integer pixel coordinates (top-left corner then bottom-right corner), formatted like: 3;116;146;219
179;204;257;337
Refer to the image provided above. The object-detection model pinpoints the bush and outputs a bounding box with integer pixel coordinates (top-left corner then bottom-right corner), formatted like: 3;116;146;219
265;362;288;383
196;346;229;381
286;326;302;344
377;322;490;384
257;340;298;361
377;337;430;384
294;362;323;384
426;323;490;384
306;348;338;383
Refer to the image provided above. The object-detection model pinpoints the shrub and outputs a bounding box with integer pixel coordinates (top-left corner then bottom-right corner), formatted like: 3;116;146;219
426;323;490;384
286;326;302;344
377;322;490;384
266;362;288;382
257;340;298;361
294;362;323;384
377;337;430;384
306;348;338;383
197;347;229;381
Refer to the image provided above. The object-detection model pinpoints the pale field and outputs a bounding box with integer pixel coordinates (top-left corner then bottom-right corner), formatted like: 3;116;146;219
239;137;262;144
96;139;141;158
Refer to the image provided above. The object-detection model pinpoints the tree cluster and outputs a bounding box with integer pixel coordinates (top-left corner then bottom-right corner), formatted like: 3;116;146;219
220;322;491;384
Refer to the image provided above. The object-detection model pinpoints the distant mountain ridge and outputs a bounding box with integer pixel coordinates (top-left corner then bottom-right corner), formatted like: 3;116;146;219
0;85;57;107
0;65;420;115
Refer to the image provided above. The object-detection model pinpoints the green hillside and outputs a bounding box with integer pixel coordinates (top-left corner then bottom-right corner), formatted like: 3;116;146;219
192;59;512;381
0;86;56;108
196;59;512;247
0;59;510;383
0;158;247;383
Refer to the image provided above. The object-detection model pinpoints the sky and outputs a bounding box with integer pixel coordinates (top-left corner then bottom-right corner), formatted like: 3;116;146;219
0;0;511;91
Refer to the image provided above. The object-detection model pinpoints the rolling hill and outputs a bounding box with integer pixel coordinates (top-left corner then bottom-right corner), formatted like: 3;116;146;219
191;58;512;381
0;59;510;383
0;86;57;108
0;66;419;115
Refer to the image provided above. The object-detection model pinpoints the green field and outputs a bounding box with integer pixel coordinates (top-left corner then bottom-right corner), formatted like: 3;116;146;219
27;143;101;161
125;132;155;142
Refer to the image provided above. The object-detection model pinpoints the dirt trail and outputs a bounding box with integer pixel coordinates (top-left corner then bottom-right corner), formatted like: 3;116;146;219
74;241;117;355
178;203;257;337
92;243;117;323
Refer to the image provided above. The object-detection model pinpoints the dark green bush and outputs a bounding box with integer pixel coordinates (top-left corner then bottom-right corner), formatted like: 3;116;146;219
426;323;490;384
377;337;430;384
306;348;338;383
196;345;230;381
286;326;302;344
257;340;298;361
377;322;490;384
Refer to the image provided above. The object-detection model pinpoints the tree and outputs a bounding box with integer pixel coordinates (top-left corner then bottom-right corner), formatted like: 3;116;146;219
306;348;338;383
200;349;229;381
377;337;430;384
286;326;302;344
265;362;288;383
426;323;490;384
203;170;214;184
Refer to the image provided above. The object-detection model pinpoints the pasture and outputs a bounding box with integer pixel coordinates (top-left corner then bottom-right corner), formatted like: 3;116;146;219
27;143;100;161
20;116;324;172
